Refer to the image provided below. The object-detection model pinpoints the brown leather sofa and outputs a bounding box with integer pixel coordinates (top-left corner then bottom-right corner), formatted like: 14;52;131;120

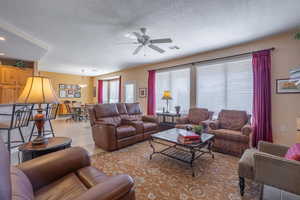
175;108;213;130
0;137;135;200
89;103;159;151
204;109;252;157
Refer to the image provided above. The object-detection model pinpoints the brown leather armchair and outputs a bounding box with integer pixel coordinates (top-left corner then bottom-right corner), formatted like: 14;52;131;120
0;137;135;200
205;109;252;156
175;108;213;130
89;103;159;151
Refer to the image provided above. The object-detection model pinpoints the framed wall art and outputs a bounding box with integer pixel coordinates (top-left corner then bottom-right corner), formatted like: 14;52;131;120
59;84;82;98
139;88;147;98
276;79;300;94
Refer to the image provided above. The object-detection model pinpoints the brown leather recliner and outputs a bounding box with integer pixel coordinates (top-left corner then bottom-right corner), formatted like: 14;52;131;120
89;103;159;151
175;108;214;130
0;137;135;200
205;109;252;156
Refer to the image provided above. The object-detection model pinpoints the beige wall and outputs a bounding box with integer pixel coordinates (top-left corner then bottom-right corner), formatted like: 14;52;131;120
94;30;300;146
39;71;94;104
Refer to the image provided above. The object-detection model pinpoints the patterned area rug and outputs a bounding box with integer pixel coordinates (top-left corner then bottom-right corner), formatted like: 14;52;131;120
91;141;259;200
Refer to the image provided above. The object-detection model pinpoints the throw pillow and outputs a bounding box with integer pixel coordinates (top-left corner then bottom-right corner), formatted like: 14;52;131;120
285;143;300;161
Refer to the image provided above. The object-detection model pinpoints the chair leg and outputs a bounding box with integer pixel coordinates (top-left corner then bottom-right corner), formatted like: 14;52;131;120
239;176;245;196
18;127;25;143
49;120;55;137
7;130;11;152
29;123;35;142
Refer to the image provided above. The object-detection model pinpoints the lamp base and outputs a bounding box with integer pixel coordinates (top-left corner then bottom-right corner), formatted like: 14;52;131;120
32;136;48;146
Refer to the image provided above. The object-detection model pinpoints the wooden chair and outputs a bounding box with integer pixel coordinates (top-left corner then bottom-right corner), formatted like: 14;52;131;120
28;104;59;141
0;104;34;151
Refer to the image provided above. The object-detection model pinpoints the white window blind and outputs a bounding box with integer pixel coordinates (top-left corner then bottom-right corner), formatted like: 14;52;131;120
156;67;190;113
125;83;135;103
103;81;109;103
102;79;120;103
196;57;253;115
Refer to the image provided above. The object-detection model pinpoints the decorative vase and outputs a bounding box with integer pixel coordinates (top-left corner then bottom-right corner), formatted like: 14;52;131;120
175;106;181;114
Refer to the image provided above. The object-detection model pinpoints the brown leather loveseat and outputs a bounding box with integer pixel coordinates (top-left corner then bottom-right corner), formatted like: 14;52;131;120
89;103;159;151
0;137;135;200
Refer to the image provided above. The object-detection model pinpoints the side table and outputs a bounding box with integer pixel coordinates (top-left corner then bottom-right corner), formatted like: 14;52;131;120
18;137;72;162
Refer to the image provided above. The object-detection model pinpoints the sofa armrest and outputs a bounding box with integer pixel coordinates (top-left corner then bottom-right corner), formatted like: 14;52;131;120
176;116;189;124
142;115;159;124
258;141;289;157
74;175;134;200
254;152;300;195
92;124;118;151
241;124;252;136
17;147;90;191
122;119;143;133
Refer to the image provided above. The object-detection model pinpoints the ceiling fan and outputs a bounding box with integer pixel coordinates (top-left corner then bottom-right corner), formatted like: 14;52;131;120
128;28;173;55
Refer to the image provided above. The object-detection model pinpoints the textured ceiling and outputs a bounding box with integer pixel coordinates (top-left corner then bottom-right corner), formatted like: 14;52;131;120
0;0;300;76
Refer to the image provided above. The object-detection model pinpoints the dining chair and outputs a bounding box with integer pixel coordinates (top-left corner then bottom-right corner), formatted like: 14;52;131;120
0;104;34;151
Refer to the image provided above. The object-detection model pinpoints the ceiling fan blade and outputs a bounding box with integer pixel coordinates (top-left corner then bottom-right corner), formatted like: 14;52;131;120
133;32;142;39
133;45;143;55
148;44;165;53
150;38;172;44
115;42;139;45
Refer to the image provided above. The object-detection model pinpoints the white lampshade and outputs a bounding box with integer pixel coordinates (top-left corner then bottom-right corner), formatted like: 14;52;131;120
17;76;58;104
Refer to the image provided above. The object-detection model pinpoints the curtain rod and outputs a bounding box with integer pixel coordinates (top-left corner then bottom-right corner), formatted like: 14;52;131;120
149;47;275;71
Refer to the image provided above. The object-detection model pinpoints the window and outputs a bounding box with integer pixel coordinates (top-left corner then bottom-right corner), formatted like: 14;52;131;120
156;67;190;113
196;57;253;115
102;79;120;103
125;82;136;103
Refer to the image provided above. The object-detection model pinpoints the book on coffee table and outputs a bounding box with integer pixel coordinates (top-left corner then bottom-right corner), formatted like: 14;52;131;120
177;129;200;140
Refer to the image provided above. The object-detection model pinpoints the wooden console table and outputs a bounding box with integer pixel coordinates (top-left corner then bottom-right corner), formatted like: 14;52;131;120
156;112;181;127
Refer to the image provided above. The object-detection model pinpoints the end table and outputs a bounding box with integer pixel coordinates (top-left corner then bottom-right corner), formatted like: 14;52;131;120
19;137;72;162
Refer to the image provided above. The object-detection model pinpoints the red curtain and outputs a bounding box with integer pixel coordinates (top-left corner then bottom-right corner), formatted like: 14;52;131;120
98;80;103;104
252;50;273;147
147;70;156;115
119;76;122;102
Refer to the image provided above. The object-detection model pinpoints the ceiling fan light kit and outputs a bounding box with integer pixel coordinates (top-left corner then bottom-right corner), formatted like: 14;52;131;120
130;28;174;55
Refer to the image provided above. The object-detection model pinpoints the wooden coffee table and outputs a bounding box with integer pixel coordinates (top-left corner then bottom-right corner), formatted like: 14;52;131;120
149;128;215;177
19;137;72;162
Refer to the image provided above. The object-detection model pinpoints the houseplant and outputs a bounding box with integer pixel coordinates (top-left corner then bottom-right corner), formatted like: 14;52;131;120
193;125;203;135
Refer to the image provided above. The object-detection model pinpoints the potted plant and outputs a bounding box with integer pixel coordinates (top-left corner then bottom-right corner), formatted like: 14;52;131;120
193;125;203;135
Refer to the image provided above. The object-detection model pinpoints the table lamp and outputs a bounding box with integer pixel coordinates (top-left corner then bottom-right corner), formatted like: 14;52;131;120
162;90;172;113
17;76;58;145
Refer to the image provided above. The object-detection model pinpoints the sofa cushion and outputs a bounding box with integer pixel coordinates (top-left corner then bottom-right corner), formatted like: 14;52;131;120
116;125;136;139
125;103;142;115
143;122;158;132
76;167;110;188
218;110;248;130
210;129;249;143
11;166;34;200
94;104;119;119
35;173;87;200
188;108;209;124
